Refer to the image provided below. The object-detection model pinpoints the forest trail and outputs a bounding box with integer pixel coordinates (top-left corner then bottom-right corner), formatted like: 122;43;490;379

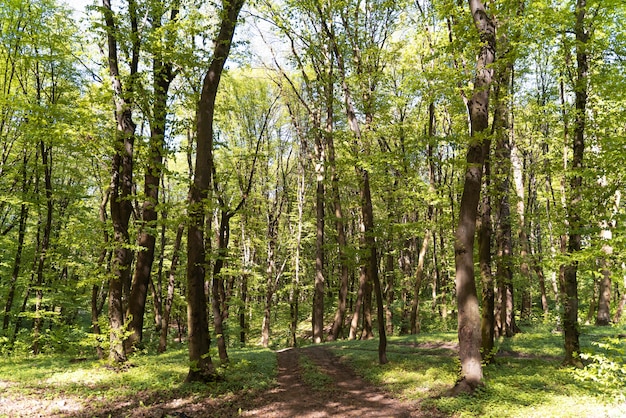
241;345;444;417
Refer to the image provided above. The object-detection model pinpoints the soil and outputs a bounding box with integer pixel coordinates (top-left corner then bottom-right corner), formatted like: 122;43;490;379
241;346;444;418
0;346;446;418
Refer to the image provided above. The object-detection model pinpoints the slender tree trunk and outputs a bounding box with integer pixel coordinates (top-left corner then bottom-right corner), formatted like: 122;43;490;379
261;215;279;348
290;170;305;347
158;223;184;353
327;132;350;342
212;211;231;363
561;0;587;368
478;154;494;362
493;62;517;339
312;132;325;344
613;270;626;323
3;201;28;331
450;0;495;395
186;0;244;382
410;234;429;334
33;141;54;356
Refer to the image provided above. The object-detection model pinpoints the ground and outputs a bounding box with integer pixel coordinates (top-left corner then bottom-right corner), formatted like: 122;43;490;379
0;346;445;417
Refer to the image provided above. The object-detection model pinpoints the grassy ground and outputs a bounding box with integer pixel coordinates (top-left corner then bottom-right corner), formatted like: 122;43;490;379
0;324;624;417
0;344;277;416
327;324;626;418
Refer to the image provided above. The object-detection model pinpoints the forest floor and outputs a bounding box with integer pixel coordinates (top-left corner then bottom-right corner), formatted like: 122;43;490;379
0;345;445;417
240;345;446;418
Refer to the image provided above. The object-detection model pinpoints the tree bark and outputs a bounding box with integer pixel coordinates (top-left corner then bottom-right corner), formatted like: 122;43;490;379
126;2;177;352
450;0;495;395
478;152;494;362
561;0;587;368
186;0;244;382
102;0;139;364
312;131;325;344
158;223;184;353
410;234;429;334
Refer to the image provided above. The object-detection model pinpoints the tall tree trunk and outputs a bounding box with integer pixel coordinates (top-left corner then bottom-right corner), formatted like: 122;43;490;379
126;3;177;351
451;0;495;395
312;131;325;344
561;0;587;368
212;211;231;363
261;215;278;348
290;170;305;347
327;116;350;343
33;141;54;356
478;153;494;362
360;169;387;363
186;0;244;382
493;62;517;338
102;0;138;364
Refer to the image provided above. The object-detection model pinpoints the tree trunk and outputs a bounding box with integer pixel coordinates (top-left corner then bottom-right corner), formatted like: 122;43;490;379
478;154;494;362
102;0;138;364
312;131;325;344
561;0;587;368
212;211;231;363
450;0;495;395
126;5;176;350
261;214;279;348
33;141;54;355
186;0;244;382
410;234;429;334
596;233;613;326
613;271;626;323
158;223;184;354
3;200;28;331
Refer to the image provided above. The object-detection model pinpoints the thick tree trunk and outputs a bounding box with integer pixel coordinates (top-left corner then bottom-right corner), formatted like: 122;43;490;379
102;0;138;364
450;0;495;395
186;0;244;382
126;17;175;350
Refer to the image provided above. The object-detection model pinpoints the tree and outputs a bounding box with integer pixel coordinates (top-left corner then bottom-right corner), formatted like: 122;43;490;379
126;0;179;353
451;0;496;395
185;0;245;382
102;0;139;363
560;0;588;368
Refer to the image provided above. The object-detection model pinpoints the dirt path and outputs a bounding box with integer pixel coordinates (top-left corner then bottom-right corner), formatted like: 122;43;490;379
241;345;443;417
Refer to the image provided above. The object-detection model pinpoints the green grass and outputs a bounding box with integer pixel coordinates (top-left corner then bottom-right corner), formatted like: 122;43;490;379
1;324;624;417
0;345;277;411
325;324;626;418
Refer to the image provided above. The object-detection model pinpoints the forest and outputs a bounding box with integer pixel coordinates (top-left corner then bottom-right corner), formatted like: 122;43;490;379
0;0;625;416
